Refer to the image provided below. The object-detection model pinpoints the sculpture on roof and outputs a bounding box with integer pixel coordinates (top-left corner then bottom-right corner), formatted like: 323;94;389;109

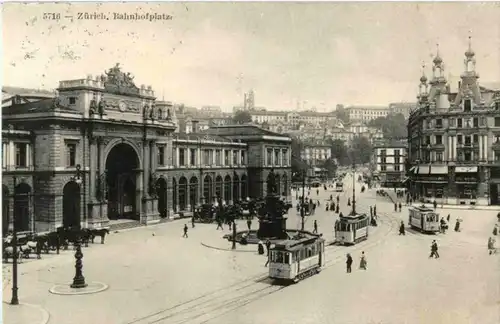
103;63;139;95
98;99;106;116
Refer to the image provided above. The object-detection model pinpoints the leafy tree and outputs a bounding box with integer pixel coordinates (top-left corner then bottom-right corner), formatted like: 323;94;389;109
334;104;350;124
328;139;349;166
232;110;252;124
368;113;407;139
351;136;372;164
319;158;337;178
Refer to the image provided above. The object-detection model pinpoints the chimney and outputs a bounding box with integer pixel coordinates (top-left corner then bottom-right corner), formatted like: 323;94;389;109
192;120;200;133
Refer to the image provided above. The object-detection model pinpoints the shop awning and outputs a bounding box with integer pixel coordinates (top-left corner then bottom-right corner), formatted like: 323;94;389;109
455;166;478;173
417;165;431;175
430;166;449;174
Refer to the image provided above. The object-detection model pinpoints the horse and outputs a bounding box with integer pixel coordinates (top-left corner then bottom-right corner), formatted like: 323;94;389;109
90;228;110;244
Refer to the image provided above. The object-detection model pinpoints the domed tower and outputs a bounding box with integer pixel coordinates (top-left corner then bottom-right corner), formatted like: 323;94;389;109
429;44;450;110
454;36;484;109
418;64;429;100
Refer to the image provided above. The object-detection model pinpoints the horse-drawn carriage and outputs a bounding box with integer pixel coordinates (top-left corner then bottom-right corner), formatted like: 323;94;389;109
2;226;110;263
194;203;216;223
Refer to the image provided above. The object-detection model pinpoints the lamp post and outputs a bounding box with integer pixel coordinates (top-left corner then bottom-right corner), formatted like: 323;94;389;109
71;164;87;289
352;158;356;215
300;169;306;230
10;176;19;305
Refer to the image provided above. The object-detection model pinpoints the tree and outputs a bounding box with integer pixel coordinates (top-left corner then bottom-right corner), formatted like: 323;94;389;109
351;136;372;164
334;104;350;124
368;113;407;139
232;110;252;124
328;139;349;166
319;158;337;178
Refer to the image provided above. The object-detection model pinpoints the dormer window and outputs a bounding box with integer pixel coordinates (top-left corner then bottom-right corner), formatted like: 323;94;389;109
464;99;472;112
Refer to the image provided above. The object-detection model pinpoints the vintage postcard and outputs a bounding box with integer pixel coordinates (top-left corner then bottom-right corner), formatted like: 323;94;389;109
2;2;500;324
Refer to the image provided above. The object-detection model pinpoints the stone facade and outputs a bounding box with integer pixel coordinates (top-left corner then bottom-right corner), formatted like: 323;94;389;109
2;66;292;234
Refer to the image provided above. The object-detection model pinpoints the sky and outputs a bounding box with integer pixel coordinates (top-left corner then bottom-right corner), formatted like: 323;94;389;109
2;2;500;112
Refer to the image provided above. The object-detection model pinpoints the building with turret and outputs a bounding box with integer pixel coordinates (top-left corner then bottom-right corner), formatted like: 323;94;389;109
407;38;500;206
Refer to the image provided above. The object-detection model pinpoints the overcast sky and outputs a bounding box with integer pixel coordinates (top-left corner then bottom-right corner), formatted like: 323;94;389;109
2;2;500;111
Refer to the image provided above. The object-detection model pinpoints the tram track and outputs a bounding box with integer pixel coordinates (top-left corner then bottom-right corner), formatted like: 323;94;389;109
124;176;412;324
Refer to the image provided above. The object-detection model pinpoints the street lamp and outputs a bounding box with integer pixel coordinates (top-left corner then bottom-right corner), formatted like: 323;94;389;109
70;164;87;289
349;151;356;215
10;176;19;305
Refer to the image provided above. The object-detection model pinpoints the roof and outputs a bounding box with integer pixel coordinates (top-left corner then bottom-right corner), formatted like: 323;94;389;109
173;132;234;143
410;205;436;213
3;86;55;97
201;124;289;138
2;97;76;115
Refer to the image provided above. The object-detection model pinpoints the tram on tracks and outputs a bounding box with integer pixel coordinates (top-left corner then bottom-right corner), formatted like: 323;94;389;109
334;213;370;245
408;205;440;233
268;233;325;283
335;182;344;192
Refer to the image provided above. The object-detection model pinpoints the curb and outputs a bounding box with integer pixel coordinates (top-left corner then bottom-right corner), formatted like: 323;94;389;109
2;301;50;324
200;242;256;253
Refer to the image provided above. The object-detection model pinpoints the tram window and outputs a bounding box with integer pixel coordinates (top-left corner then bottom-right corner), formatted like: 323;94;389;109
276;252;284;263
284;253;290;264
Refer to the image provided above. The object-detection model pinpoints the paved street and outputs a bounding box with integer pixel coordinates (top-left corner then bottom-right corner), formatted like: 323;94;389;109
3;173;499;324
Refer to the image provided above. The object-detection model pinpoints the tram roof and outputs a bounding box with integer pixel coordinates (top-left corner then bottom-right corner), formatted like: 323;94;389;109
410;205;436;213
339;213;368;221
272;234;324;251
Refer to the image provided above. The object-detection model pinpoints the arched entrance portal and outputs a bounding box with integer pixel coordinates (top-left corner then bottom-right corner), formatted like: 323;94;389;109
232;174;239;203
203;175;213;203
106;143;140;220
63;181;81;228
189;177;198;210
14;183;31;232
3;185;10;236
178;177;187;211
156;178;167;218
224;175;231;202
215;176;223;200
241;174;248;199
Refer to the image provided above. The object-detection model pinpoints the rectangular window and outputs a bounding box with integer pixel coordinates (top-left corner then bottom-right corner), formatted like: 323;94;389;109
435;119;443;128
394;164;400;171
215;149;221;165
457;135;463;144
241;150;246;165
203;149;210;165
381;157;387;163
172;146;177;166
380;149;386;156
495;117;500;127
473;134;479;144
267;148;273;166
436;152;443;162
394;157;400;164
496;102;500;111
232;150;238;165
157;146;165;166
15;143;27;167
435;135;442;145
480;117;486;126
65;142;77;167
465;136;471;146
190;148;196;165
394;149;400;156
381;165;387;171
425;136;431;145
282;149;288;166
2;142;8;169
224;150;230;166
274;149;280;166
457;118;463;128
473;118;479;127
69;97;77;105
464;99;472;112
449;118;456;127
179;148;185;166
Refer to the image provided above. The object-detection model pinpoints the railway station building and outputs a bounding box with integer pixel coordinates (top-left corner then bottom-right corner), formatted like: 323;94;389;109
2;65;292;234
407;40;500;206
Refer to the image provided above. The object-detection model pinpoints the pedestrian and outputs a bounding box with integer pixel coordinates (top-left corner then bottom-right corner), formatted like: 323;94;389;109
454;219;461;232
398;202;402;212
399;221;405;235
228;220;232;230
447;214;450;222
247;218;252;230
265;240;271;267
257;240;265;255
216;219;223;230
373;205;377;217
370;206;373;217
337;195;340;204
325;204;329;211
359;251;367;270
336;205;340;214
191;216;195;228
316;189;319;196
429;240;439;258
313;220;318;234
183;224;188;238
346;253;353;273
348;198;351;206
394;203;397;212
433;200;437;210
493;224;498;236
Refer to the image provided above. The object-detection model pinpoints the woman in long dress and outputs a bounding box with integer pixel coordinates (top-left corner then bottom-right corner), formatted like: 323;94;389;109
359;251;367;270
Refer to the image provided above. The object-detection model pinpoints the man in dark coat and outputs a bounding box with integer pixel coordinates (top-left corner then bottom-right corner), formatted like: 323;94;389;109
265;240;272;267
346;253;353;273
399;221;405;235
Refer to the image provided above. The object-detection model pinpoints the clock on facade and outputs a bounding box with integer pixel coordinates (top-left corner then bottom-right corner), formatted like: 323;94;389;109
118;101;127;112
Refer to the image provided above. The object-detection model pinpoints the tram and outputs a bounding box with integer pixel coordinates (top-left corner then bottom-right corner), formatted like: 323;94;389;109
334;213;370;245
408;205;440;233
268;234;325;283
335;182;344;192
